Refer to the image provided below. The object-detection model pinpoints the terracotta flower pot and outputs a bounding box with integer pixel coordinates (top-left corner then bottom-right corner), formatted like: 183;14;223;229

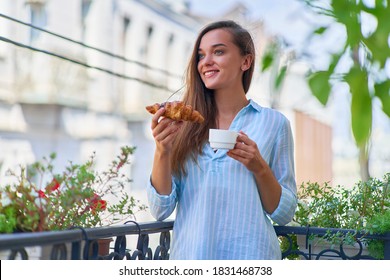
87;238;113;257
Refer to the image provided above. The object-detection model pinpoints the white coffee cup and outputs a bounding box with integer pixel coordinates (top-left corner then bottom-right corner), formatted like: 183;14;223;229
209;129;238;150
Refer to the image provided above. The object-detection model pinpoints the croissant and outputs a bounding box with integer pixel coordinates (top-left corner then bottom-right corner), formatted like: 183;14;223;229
145;101;205;123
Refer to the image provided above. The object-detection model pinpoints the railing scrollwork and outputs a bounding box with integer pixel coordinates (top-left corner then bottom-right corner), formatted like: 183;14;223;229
0;221;388;260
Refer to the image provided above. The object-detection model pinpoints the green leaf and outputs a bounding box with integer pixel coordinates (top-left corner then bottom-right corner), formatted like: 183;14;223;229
331;0;361;46
261;51;274;72
363;21;390;68
261;42;278;72
314;26;328;35
275;65;287;89
345;67;372;146
308;71;332;105
363;3;390;67
374;81;390;118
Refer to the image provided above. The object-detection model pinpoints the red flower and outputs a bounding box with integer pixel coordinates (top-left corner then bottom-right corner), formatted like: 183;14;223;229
46;178;60;193
97;199;107;210
38;190;46;198
89;194;107;212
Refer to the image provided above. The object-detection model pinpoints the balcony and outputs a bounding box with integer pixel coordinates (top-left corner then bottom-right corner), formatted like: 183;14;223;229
0;221;389;260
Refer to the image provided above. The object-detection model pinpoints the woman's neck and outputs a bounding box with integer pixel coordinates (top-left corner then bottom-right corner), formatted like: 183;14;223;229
214;89;249;129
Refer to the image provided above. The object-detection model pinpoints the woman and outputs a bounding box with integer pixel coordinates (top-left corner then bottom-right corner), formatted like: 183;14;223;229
147;20;297;259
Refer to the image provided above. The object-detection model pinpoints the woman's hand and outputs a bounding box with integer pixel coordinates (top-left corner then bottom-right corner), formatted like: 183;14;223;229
227;131;264;174
151;107;183;154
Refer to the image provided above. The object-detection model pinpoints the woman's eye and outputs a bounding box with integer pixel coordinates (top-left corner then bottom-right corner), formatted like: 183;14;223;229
215;50;224;55
198;53;205;60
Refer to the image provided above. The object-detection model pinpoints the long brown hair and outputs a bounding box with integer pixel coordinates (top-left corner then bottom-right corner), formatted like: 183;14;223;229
171;20;256;176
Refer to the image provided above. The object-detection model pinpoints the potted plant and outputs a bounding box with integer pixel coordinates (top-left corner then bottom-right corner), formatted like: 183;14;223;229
292;173;390;259
0;145;147;233
0;146;147;258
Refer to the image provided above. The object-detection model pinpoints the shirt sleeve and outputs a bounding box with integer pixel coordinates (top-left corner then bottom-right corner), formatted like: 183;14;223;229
268;116;297;225
270;186;297;225
146;176;178;221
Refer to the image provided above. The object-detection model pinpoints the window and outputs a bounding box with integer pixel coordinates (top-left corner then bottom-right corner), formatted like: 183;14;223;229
165;33;175;71
81;0;92;42
141;25;154;56
122;17;131;53
29;2;47;44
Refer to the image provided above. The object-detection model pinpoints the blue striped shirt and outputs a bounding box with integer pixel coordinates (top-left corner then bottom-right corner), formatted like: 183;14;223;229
147;99;297;259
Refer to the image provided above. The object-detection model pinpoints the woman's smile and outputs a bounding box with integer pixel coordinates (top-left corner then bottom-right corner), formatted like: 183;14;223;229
203;70;219;78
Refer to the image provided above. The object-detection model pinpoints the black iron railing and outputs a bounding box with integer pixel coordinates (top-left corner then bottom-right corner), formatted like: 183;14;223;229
0;221;389;260
0;221;173;260
277;225;390;260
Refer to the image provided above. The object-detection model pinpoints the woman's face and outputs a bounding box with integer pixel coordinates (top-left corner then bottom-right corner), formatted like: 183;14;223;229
197;29;249;91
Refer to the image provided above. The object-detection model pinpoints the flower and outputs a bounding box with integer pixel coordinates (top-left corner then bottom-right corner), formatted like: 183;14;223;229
0;146;147;233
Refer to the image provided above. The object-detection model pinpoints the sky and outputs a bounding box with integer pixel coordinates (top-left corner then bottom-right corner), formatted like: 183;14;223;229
187;0;315;44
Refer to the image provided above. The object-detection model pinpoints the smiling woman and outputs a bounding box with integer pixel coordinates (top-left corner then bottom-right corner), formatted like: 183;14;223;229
146;20;297;260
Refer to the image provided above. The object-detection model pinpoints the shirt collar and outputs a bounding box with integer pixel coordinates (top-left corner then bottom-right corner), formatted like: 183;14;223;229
247;99;263;113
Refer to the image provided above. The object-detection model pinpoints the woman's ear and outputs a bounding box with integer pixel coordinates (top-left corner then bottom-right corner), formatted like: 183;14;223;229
241;54;253;71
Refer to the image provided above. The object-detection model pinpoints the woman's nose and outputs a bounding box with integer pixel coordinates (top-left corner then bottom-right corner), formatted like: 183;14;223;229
201;54;213;65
